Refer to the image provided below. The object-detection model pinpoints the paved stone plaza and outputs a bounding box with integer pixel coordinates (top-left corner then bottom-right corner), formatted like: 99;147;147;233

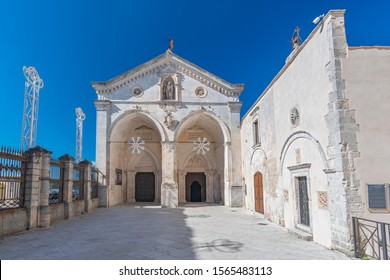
0;204;350;260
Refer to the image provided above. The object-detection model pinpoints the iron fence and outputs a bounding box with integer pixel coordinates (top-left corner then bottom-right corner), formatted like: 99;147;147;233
0;147;27;210
91;168;98;199
73;165;84;201
49;159;64;204
353;217;390;260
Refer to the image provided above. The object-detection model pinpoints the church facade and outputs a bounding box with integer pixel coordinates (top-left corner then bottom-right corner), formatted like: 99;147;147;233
93;10;390;254
92;50;244;209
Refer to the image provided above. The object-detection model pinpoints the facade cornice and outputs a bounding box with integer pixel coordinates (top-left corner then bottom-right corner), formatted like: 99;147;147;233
91;51;245;98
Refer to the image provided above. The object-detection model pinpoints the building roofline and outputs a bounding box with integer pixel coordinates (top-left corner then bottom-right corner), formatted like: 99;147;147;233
349;46;390;50
91;50;245;97
242;9;346;121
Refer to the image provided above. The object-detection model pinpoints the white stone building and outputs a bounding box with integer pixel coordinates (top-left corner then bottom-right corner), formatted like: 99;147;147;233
92;50;244;209
93;10;390;254
241;10;390;253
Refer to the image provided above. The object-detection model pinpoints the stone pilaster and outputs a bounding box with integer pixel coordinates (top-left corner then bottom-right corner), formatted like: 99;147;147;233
223;142;232;206
161;141;178;208
178;171;186;203
94;100;111;181
60;154;74;219
38;148;52;228
80;160;92;213
154;171;161;203
24;147;44;229
126;170;136;203
205;171;216;203
325;11;364;254
228;102;244;207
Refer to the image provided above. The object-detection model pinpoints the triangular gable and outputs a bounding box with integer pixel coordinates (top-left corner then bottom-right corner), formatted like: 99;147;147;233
91;50;244;97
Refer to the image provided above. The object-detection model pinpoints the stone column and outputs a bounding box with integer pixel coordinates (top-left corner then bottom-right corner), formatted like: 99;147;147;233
80;160;92;213
38;148;52;228
94;100;111;182
161;141;178;208
24;147;44;229
205;171;215;203
178;171;186;203
60;154;74;219
126;170;136;203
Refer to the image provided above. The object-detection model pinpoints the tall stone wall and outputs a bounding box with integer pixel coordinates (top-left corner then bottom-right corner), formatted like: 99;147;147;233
325;11;364;253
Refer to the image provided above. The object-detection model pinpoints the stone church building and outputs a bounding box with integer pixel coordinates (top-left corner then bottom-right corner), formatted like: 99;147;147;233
93;10;390;254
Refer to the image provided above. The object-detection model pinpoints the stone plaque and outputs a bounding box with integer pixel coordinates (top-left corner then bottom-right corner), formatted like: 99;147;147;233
186;127;204;140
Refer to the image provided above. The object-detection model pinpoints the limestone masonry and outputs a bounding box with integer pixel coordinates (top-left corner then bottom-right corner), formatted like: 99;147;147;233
92;10;390;254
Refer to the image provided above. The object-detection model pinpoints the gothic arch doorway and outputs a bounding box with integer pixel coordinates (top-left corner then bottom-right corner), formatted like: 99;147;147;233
186;173;206;202
254;172;264;214
190;181;202;202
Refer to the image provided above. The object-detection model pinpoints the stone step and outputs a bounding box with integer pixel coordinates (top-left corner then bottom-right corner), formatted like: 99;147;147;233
288;228;313;241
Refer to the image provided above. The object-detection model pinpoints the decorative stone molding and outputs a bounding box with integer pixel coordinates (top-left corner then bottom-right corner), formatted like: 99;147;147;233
161;141;176;152
164;112;178;130
91;51;244;98
195;86;207;98
283;189;289;202
227;102;242;113
287;163;311;171
159;102;182;113
290;107;300;127
318;191;328;209
131;85;143;97
94;100;111;111
280;131;329;175
161;181;178;190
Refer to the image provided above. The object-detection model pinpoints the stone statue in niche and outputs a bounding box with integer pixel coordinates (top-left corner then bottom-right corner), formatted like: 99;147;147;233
162;78;175;100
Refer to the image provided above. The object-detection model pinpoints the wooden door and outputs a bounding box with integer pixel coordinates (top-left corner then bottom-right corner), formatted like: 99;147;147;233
135;172;155;202
254;172;264;214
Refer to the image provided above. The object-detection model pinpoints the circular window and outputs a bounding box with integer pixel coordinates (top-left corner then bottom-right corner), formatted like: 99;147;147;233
290;107;300;127
195;87;207;98
132;86;143;97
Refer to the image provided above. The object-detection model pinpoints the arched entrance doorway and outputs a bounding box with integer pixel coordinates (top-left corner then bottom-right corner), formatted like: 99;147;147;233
175;112;228;204
108;111;163;205
186;172;206;202
254;172;264;214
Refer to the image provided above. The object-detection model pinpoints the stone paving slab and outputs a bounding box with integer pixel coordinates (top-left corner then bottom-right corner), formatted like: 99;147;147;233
0;203;350;260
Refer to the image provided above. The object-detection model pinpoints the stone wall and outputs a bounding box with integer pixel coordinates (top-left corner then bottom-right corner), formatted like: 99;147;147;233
0;147;102;237
344;47;390;224
241;10;364;252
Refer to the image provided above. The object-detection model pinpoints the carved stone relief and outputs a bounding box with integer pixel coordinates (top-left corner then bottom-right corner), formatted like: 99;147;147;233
318;191;328;209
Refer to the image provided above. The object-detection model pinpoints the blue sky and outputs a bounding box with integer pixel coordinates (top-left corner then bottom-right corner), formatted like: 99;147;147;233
1;0;389;161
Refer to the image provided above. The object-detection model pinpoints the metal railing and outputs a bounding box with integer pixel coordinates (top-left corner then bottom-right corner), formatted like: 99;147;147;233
49;159;64;204
91;168;99;199
0;147;27;210
72;165;84;201
352;217;390;260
